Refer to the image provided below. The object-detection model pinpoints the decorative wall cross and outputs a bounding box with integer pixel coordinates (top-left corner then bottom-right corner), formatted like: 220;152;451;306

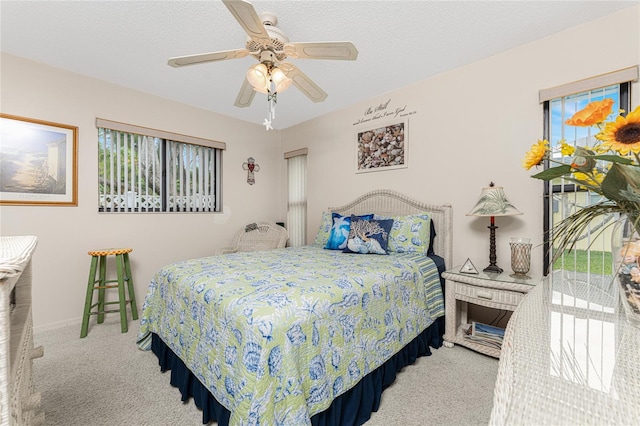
242;157;260;185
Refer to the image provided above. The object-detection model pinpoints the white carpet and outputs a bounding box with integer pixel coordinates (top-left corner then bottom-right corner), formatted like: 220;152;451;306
33;318;498;425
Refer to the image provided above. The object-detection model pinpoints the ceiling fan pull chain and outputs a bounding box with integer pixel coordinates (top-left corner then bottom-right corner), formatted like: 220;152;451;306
268;77;277;120
269;98;276;120
263;78;276;131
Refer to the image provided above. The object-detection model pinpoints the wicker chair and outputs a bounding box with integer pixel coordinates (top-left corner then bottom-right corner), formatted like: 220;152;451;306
215;221;288;255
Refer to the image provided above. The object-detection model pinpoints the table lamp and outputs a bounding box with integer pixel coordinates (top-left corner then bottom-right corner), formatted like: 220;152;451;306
467;182;522;274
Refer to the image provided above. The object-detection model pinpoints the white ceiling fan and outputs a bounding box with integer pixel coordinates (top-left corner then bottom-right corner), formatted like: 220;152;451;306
167;0;358;127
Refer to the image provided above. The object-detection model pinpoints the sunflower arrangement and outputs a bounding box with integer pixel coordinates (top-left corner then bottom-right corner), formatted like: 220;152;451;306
523;99;640;259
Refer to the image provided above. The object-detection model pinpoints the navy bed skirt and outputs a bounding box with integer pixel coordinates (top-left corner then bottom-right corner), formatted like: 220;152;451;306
150;315;444;426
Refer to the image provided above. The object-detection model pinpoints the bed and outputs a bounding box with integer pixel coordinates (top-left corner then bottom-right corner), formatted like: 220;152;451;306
137;189;453;425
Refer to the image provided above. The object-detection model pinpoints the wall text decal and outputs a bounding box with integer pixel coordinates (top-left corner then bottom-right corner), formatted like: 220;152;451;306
353;98;417;126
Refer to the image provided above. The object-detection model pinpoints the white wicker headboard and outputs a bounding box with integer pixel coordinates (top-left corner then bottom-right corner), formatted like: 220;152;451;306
328;189;453;269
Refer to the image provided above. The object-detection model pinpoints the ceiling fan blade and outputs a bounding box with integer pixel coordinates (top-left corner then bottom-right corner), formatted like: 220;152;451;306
168;49;249;67
284;42;358;60
280;62;327;103
222;0;271;45
234;78;256;108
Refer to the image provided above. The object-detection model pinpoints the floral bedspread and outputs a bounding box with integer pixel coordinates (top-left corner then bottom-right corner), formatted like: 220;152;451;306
137;245;444;426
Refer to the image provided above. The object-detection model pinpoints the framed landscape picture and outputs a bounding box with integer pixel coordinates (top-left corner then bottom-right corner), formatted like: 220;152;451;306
355;119;408;173
0;114;78;206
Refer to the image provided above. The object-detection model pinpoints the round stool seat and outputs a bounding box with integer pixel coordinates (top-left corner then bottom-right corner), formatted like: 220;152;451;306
81;247;137;338
88;248;133;256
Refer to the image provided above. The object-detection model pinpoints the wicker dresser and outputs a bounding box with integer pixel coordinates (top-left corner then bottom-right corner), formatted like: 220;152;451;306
490;271;640;425
0;236;44;425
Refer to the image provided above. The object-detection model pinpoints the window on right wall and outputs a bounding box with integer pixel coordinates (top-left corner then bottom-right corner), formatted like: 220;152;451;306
541;74;633;276
285;148;308;247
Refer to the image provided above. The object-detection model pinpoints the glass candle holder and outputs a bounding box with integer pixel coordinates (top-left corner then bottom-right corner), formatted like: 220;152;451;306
510;238;532;278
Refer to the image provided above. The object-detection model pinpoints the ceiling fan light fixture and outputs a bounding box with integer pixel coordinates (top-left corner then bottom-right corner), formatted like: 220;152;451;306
168;0;358;129
247;63;291;94
247;63;269;92
270;67;292;92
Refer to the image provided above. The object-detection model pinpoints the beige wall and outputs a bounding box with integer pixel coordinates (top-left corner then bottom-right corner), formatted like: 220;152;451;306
1;54;285;331
282;6;640;278
2;5;639;331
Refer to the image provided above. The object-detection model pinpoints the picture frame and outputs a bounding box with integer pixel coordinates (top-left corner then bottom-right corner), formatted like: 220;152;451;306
0;114;78;206
355;119;408;173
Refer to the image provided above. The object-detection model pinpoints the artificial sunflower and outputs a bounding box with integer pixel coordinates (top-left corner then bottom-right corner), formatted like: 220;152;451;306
596;105;640;155
572;170;604;187
559;140;575;156
524;98;640;264
565;98;614;127
522;139;548;170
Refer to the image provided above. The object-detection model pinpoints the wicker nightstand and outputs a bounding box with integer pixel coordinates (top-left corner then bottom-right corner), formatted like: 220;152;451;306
442;267;537;358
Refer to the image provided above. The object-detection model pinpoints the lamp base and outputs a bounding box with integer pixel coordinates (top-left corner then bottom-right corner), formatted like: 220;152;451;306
484;218;502;275
483;264;503;274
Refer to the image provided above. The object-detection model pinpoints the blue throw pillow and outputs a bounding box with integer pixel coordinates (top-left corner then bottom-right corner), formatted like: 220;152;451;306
324;213;374;250
343;216;394;255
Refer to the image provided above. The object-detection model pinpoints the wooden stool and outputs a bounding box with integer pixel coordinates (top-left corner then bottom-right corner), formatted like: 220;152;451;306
80;248;138;338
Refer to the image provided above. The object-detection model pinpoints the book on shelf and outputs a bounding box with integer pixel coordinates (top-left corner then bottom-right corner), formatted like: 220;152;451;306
462;321;505;350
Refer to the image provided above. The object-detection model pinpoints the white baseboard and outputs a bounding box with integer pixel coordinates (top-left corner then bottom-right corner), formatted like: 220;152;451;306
33;315;141;335
33;317;82;334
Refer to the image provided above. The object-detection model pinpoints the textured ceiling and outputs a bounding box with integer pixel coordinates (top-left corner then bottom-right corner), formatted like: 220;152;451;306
1;1;637;129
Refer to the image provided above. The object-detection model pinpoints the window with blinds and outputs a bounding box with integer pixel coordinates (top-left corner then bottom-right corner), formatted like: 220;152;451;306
539;70;637;394
285;148;308;246
97;119;224;213
540;67;637;275
544;85;626;275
